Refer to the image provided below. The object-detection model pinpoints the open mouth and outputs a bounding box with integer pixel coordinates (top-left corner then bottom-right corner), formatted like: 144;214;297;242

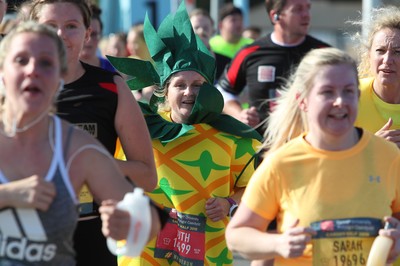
182;99;195;105
23;86;41;95
329;113;347;119
380;69;394;74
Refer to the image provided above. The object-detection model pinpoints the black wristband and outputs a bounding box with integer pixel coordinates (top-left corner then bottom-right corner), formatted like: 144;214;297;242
150;201;169;228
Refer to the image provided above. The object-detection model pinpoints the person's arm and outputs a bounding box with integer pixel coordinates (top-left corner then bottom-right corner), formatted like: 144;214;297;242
216;62;260;127
66;127;161;243
226;203;315;260
216;83;243;118
223;100;260;127
113;75;157;191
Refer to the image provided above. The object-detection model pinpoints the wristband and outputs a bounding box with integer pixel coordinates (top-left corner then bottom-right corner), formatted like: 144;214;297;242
226;197;237;207
226;198;238;217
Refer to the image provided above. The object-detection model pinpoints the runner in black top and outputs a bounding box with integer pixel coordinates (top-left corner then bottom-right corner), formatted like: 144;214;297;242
217;0;330;134
218;33;329;124
58;62;118;154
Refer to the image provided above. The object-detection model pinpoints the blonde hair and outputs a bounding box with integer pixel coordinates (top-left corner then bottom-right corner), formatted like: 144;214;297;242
350;6;400;78
261;47;358;153
0;21;67;75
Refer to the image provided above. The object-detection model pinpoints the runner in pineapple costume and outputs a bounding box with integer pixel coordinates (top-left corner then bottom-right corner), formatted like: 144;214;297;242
108;2;262;265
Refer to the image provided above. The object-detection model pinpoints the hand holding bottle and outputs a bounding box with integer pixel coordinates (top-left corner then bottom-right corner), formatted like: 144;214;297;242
106;188;152;257
367;221;394;266
367;217;400;266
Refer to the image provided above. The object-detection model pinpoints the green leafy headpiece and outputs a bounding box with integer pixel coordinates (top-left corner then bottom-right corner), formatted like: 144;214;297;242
108;1;216;90
107;1;262;144
145;1;216;86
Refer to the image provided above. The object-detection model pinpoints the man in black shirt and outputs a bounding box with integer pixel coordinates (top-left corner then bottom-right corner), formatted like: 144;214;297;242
217;0;330;133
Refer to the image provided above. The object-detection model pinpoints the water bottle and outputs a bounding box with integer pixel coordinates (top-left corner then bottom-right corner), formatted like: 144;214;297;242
106;187;151;257
366;222;394;266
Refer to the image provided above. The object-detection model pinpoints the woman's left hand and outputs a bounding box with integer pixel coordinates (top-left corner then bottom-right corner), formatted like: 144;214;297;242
205;197;230;222
375;118;400;148
99;200;131;240
382;216;400;263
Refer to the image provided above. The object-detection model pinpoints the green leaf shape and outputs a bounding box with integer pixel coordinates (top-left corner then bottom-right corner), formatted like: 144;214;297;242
205;223;224;233
207;248;233;266
177;150;229;181
222;135;256;159
159;177;193;199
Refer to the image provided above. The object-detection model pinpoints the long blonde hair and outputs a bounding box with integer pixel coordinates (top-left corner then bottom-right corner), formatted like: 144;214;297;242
261;47;358;153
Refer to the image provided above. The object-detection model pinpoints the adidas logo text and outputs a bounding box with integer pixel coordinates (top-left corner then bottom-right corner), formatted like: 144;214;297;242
0;236;56;262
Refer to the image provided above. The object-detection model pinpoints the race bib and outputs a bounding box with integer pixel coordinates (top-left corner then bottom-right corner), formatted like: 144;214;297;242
311;218;381;266
257;65;275;82
154;208;206;266
78;184;95;216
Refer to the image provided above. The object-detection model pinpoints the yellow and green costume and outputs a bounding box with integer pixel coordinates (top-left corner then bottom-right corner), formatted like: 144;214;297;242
108;2;262;265
119;109;260;266
112;86;262;265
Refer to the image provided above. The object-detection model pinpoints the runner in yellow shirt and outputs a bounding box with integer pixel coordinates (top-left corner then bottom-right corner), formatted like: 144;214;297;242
226;48;400;265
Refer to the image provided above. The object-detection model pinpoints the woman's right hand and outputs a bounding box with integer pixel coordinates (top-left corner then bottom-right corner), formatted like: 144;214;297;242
239;106;260;128
381;216;400;264
99;199;130;240
5;175;56;211
275;219;315;258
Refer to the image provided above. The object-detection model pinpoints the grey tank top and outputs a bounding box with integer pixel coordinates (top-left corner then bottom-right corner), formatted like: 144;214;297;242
0;116;79;266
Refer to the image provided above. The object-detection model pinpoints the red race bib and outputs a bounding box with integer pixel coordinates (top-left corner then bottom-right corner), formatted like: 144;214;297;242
155;208;206;266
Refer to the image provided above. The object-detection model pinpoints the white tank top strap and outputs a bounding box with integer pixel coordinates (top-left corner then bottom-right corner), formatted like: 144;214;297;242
53;115;78;204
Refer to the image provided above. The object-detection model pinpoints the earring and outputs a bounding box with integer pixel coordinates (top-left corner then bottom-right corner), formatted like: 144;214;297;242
58;79;64;93
52;79;64;105
55;79;64;98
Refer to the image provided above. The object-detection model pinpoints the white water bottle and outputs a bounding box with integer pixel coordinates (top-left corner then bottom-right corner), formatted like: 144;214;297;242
106;187;151;257
366;222;394;266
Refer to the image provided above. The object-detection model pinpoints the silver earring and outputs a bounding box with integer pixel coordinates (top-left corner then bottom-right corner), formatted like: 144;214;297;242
58;79;64;93
55;79;64;98
52;79;64;105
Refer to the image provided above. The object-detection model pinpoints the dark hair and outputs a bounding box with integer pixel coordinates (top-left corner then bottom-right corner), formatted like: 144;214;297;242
219;3;242;22
265;0;286;15
190;8;214;26
29;0;92;29
244;25;261;35
89;2;102;32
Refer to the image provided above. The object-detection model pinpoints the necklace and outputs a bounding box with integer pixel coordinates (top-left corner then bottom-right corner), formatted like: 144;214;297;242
0;110;50;138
